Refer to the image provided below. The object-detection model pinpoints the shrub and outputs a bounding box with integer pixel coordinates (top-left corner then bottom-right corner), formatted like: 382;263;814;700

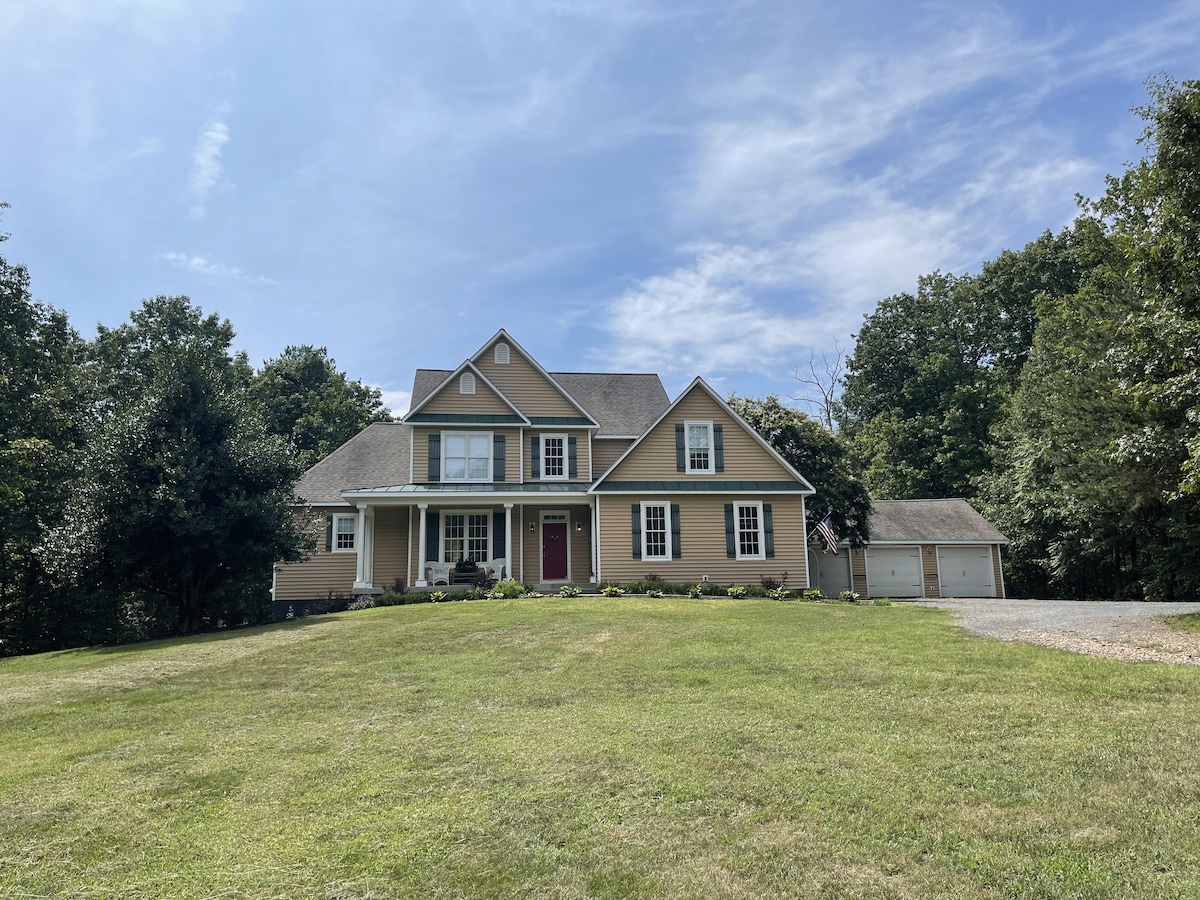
872;596;893;607
646;589;665;598
839;590;862;604
767;587;792;601
727;585;748;599
559;585;582;597
687;584;703;598
488;581;528;600
600;585;625;597
429;591;447;603
802;588;827;602
521;591;544;598
645;572;662;582
375;590;419;607
346;596;376;611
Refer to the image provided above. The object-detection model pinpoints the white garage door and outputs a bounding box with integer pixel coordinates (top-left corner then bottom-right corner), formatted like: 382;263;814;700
809;549;851;595
937;545;996;597
866;546;923;597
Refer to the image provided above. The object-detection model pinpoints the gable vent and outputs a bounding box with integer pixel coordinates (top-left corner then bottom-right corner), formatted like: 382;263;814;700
494;342;510;365
459;372;476;394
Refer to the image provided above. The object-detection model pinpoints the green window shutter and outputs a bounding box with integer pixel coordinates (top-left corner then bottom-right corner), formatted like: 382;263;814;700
325;516;333;552
493;511;505;559
428;434;441;482
631;504;642;559
425;511;440;562
568;436;578;478
724;503;735;558
714;424;724;472
675;424;685;472
530;436;540;478
493;434;506;482
670;504;681;559
763;503;775;558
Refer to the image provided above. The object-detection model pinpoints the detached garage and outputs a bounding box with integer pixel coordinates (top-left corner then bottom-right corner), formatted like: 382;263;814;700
844;499;1008;599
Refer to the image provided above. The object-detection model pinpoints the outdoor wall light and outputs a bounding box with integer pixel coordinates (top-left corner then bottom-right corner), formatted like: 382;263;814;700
529;522;536;533
575;520;583;532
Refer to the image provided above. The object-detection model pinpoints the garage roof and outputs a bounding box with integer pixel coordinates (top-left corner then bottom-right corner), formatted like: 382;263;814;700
870;499;1007;544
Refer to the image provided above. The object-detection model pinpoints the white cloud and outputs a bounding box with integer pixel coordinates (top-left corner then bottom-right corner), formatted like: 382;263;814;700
158;251;277;285
378;389;411;415
188;118;229;218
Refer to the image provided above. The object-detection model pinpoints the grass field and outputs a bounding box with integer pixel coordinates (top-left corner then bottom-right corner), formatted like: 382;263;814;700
1166;612;1200;633
2;598;1199;899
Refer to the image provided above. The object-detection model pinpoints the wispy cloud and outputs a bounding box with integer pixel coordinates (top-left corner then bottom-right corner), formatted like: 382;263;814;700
158;251;277;285
188;118;229;218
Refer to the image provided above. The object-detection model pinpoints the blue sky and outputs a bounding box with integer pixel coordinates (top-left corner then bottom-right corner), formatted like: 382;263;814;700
2;1;1198;414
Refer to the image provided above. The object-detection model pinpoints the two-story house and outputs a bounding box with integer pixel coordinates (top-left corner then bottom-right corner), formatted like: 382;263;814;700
273;329;818;599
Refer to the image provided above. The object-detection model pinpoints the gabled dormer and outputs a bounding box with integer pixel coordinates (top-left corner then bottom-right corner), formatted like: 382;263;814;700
402;359;530;427
470;329;598;427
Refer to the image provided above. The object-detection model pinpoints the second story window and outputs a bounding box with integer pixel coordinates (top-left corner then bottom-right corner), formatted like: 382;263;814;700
542;434;567;480
685;421;713;473
443;432;492;481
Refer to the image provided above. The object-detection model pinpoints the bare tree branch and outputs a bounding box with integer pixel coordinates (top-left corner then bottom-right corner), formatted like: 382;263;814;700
789;341;845;431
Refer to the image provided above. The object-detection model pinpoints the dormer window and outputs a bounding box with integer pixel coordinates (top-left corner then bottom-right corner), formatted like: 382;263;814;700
494;342;510;365
459;372;476;394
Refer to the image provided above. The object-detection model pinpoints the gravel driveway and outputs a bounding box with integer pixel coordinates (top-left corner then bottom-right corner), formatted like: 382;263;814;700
907;598;1200;665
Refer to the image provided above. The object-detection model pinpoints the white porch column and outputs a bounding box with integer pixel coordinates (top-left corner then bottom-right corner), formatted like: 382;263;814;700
591;499;599;583
504;503;514;580
354;505;375;590
416;503;429;586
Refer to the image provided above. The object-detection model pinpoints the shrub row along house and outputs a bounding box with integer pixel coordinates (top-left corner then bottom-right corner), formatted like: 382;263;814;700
274;330;1008;601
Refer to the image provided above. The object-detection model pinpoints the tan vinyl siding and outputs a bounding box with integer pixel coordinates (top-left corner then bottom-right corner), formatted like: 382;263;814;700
523;430;591;483
992;545;1006;599
371;507;409;590
598;494;806;586
604;386;794;482
515;505;592;583
274;507;358;601
591;437;633;479
418;377;517;416
411;426;520;483
473;339;584;418
850;548;868;596
922;544;940;598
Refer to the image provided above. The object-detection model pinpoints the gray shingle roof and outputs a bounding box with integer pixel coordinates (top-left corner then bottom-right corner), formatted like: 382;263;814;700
550;372;669;436
869;499;1007;544
293;422;410;504
410;368;669;437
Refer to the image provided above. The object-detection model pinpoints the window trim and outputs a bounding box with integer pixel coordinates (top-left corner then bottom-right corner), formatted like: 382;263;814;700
734;500;765;561
332;513;357;553
640;501;671;561
684;420;714;474
540;432;569;481
441;430;493;483
440;508;491;564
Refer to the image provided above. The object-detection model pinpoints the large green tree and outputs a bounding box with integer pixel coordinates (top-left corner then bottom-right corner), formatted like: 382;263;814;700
727;395;872;546
46;298;312;634
251;345;391;469
839;229;1091;500
0;206;88;655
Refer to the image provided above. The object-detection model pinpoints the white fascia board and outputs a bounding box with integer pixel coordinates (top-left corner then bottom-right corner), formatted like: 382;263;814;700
402;359;530;424
474;328;599;426
590;376;817;493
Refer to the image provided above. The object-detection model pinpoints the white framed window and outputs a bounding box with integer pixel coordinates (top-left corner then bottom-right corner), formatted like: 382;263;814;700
442;432;493;482
641;502;670;561
685;420;714;473
735;501;765;560
459;372;476;394
332;514;357;553
442;511;490;563
541;433;567;480
494;342;510;365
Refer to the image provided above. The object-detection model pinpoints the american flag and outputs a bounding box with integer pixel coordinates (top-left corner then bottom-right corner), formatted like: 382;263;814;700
815;515;839;554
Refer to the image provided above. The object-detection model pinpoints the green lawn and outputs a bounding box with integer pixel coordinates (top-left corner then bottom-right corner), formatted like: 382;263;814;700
2;598;1198;899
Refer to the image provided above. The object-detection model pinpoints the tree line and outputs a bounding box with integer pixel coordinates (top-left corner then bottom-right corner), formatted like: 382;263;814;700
835;77;1200;600
0;231;390;655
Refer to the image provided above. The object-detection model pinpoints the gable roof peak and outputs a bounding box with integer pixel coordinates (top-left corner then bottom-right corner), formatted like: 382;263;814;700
400;357;529;424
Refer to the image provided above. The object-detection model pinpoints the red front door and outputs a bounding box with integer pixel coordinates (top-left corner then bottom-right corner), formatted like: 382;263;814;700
542;522;568;580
